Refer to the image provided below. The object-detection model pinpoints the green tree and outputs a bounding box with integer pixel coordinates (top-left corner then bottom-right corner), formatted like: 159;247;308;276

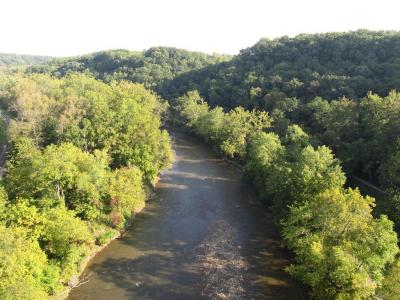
244;132;284;200
195;106;225;143
7;74;56;143
6;141;110;220
0;225;50;300
41;207;92;281
219;107;271;158
0;186;7;223
283;188;398;299
268;142;345;218
2;74;172;183
108;166;146;228
176;90;209;128
378;259;400;299
5;199;45;239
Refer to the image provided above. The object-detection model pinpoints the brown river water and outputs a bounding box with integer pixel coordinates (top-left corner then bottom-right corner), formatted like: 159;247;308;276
68;131;306;300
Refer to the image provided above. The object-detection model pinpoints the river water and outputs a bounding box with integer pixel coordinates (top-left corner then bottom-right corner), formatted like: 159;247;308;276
68;131;305;300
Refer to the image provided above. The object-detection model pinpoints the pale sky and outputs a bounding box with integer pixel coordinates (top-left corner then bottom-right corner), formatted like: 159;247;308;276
1;0;400;57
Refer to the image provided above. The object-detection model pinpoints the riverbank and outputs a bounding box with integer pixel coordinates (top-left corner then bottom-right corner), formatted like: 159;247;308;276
58;202;149;299
58;165;169;299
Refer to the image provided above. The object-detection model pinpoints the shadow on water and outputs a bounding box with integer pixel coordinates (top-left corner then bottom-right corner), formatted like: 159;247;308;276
68;131;306;300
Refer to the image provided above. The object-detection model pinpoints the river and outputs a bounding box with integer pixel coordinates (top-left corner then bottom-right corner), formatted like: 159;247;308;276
68;131;305;300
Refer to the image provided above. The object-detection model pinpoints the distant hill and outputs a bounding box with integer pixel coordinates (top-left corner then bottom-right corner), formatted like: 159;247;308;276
162;30;400;108
29;47;232;89
0;53;52;66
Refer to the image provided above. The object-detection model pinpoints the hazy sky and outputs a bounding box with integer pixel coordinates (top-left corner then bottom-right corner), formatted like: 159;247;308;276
1;0;400;56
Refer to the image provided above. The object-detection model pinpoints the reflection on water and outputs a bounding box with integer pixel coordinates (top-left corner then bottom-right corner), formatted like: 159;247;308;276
68;131;306;300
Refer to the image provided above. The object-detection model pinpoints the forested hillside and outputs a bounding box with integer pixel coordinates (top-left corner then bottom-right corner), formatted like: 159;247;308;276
30;30;400;107
0;73;172;298
163;30;400;107
0;53;52;66
30;47;231;89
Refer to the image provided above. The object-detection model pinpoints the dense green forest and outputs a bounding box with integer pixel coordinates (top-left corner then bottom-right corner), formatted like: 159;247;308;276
163;30;400;105
0;53;52;66
2;29;400;299
0;73;172;298
30;31;400;182
37;30;400;231
29;47;231;89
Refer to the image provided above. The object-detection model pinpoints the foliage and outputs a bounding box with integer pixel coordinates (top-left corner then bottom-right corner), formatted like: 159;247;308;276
0;115;6;144
5;140;109;220
108;166;146;228
175;90;209;128
271;144;345;214
163;30;400;108
219;107;271;158
0;53;51;66
244;132;284;200
41;207;92;281
0;225;51;299
0;72;172;298
0;186;7;221
3;73;172;182
4;198;45;239
282;188;398;299
29;47;231;90
95;230;116;246
378;259;400;299
176;90;272;158
24;31;400;209
25;31;400;197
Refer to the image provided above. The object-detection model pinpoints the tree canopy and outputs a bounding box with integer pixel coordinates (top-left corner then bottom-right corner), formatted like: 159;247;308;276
0;53;51;66
30;47;231;90
0;73;172;298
